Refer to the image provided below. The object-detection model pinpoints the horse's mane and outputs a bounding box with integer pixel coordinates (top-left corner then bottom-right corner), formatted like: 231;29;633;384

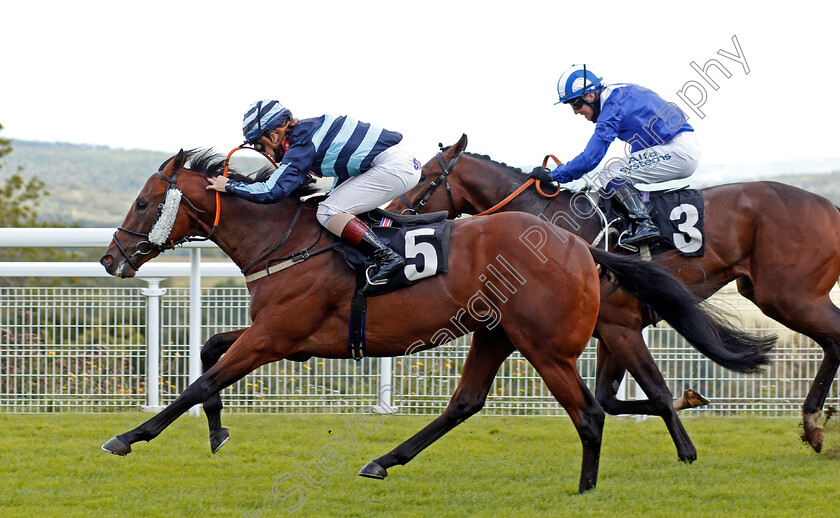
177;148;320;199
436;144;528;181
463;152;526;180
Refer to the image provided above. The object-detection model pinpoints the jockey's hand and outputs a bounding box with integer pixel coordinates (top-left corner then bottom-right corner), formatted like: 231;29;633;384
206;176;229;192
528;167;554;183
550;167;575;184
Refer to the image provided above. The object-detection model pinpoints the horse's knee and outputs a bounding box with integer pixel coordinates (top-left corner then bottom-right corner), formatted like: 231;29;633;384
200;334;232;366
579;405;605;447
445;391;486;420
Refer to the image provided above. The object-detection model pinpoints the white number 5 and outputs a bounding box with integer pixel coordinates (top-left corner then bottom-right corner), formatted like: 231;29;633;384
404;228;438;281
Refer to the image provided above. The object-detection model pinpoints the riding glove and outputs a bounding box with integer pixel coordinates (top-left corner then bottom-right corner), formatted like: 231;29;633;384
528;167;554;183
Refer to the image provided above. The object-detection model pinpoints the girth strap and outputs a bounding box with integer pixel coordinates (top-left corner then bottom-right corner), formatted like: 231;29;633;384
349;288;367;361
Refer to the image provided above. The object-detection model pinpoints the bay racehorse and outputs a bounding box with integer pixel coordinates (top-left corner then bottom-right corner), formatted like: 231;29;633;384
99;149;771;493
387;134;839;453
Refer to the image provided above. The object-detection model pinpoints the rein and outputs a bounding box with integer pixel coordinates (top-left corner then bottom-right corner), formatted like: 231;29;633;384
220;147;339;281
474;154;564;217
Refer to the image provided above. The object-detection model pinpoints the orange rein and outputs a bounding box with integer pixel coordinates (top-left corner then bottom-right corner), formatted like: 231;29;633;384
216;146;278;227
473;154;564;216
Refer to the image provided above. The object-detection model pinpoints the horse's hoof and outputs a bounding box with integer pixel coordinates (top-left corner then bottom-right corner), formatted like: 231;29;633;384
358;461;388;479
102;437;132;456
683;389;710;408
678;454;697;463
210;428;230;454
802;412;824;453
803;428;824;453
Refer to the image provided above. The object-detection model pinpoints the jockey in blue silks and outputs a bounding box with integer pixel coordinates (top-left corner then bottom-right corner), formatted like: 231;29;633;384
544;64;701;247
206;100;421;292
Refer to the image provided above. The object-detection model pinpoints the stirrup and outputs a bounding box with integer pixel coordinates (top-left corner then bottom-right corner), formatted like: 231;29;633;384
364;265;389;287
623;230;661;248
616;230;639;252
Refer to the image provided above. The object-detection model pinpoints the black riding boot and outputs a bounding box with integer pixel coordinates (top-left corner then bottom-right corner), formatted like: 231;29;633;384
612;183;661;247
343;219;405;292
358;231;405;290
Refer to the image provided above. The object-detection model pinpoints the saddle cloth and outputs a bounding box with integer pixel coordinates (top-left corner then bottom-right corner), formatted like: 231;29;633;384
600;188;705;257
334;209;452;297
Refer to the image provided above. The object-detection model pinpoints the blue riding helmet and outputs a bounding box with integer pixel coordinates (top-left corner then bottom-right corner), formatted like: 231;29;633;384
242;100;293;144
555;64;603;105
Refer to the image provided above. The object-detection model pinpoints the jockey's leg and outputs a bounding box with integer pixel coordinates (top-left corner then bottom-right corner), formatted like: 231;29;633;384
607;178;661;247
317;145;421;291
329;213;406;288
598;132;701;249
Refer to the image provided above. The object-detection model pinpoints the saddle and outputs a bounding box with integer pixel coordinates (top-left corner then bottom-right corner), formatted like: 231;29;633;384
334;209;451;296
599;184;705;257
335;209;452;361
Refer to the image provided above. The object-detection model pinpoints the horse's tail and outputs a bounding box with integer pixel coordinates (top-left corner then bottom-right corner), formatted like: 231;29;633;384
588;247;775;373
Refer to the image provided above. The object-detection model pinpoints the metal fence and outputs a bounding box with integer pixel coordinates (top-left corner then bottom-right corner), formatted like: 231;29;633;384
2;283;838;416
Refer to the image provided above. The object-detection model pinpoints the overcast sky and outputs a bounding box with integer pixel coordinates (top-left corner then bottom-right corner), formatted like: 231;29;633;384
2;1;838;180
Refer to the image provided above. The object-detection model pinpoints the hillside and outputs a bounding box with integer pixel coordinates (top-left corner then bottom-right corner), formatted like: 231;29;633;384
2;140;267;226
4;140;840;226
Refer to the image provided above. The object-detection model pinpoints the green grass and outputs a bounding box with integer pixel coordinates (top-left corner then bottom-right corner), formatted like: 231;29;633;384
0;413;837;517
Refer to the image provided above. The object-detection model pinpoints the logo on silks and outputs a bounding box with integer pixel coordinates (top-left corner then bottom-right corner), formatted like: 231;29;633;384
413;158;422;170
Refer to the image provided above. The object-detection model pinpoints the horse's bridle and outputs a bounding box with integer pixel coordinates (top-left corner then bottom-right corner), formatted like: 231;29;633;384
111;170;209;272
399;152;463;218
112;158;326;280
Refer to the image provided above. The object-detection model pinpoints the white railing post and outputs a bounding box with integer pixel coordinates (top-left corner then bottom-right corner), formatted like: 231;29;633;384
189;248;202;417
141;277;166;412
373;357;395;414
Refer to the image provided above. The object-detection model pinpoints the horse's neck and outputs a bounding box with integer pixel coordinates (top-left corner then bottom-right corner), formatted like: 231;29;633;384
461;165;521;213
502;188;603;243
211;198;323;271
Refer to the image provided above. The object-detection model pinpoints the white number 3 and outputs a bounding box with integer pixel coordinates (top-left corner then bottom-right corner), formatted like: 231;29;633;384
669;204;703;254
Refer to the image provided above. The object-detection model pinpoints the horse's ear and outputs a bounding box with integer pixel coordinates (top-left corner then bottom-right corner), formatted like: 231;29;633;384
173;149;187;170
158;149;187;177
454;134;468;154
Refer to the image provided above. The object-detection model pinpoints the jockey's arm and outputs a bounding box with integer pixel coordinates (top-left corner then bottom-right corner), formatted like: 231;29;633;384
551;102;622;182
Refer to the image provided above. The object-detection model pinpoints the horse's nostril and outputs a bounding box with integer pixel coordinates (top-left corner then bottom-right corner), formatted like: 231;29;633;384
100;255;113;267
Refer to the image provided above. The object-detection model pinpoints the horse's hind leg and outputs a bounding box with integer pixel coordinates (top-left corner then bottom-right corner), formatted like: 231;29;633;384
518;344;604;493
595;340;707;412
777;301;840;452
200;328;247;454
594;336;697;462
359;327;514;480
748;287;840;452
803;345;840;452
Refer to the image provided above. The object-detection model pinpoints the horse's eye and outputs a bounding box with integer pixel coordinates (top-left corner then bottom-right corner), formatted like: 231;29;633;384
136;200;148;210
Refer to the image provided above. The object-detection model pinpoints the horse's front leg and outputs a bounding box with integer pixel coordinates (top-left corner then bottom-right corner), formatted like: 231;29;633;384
103;327;277;456
594;328;697;462
200;328;248;454
359;328;514;479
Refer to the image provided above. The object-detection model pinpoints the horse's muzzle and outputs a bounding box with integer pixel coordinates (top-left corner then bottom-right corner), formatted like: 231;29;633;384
100;253;136;278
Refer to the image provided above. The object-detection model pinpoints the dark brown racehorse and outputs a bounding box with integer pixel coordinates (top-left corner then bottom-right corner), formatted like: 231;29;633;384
99;149;771;493
387;134;840;453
